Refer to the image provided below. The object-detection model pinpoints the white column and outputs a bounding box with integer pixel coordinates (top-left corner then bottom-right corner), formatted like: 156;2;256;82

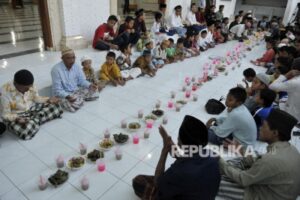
59;0;88;50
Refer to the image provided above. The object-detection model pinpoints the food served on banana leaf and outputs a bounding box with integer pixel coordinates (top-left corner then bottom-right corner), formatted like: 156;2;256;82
48;170;69;187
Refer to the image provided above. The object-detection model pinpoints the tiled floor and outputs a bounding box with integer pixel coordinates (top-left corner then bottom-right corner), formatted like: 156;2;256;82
0;4;43;59
0;41;299;200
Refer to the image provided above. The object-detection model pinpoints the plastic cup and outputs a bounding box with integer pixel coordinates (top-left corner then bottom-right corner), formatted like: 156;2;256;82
185;90;191;98
121;120;127;129
144;129;150;139
115;148;123;160
79;143;87;155
133;135;139;144
171;91;176;99
146;120;153;129
138;110;144;119
162;116;168;125
96;159;105;172
168;101;174;109
193;94;198;101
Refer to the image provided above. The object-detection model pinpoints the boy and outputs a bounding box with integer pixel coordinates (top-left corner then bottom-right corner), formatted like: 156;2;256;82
117;16;139;46
133;50;156;77
81;56;104;92
220;109;300;200
213;26;225;44
166;38;176;62
116;43;141;80
253;89;276;138
135;9;150;52
245;73;271;113
242;68;256;89
153;39;170;67
184;32;200;57
206;87;256;146
251;37;275;66
99;52;125;87
93;15;119;51
197;30;208;51
175;37;186;61
206;21;216;48
144;40;161;70
81;56;97;84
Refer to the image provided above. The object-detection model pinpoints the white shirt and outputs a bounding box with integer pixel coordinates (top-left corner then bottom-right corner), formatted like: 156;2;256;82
207;30;214;43
186;11;198;25
230;24;246;37
170;13;184;28
151;21;161;34
269;75;300;121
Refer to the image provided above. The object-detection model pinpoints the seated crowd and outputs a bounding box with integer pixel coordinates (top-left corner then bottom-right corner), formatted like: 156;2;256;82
0;2;300;200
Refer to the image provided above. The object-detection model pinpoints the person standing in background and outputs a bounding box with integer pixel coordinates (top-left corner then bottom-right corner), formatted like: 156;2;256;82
123;0;130;15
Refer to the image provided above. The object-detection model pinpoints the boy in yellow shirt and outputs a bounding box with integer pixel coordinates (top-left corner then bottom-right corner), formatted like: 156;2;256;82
99;51;125;86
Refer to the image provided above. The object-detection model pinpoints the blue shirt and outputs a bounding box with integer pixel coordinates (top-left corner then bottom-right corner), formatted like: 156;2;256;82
51;61;90;98
157;153;220;200
254;106;273;138
211;105;257;146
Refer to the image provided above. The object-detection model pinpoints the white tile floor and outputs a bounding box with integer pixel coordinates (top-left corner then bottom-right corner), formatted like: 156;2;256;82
0;41;299;200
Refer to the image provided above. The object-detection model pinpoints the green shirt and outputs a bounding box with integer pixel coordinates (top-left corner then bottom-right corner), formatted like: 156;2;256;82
166;47;176;57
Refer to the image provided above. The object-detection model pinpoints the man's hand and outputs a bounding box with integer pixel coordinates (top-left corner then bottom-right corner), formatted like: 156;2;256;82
66;95;76;103
223;139;243;155
89;83;98;91
159;126;175;152
16;117;29;125
206;118;216;128
285;70;300;80
48;96;60;104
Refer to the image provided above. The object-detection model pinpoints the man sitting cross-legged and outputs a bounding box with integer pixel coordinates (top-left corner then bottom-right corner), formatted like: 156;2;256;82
51;48;98;112
0;70;63;140
219;109;300;200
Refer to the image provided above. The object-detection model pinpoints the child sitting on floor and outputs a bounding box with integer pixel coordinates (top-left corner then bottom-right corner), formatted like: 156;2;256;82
99;51;125;87
133;50;156;77
175;38;186;61
166;38;177;62
251;37;275;66
244;73;271;113
213;26;225;44
81;56;104;91
206;21;216;48
153;39;170;68
144;40;162;70
253;88;276;138
81;56;97;84
197;30;209;51
206;87;256;146
116;43;142;80
239;68;256;90
184;32;200;57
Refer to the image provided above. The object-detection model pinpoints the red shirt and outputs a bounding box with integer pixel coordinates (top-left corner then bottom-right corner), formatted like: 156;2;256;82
92;23;115;48
257;49;275;63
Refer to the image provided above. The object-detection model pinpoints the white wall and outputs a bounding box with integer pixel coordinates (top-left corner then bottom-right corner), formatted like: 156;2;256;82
215;0;237;20
283;0;300;25
47;0;110;50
